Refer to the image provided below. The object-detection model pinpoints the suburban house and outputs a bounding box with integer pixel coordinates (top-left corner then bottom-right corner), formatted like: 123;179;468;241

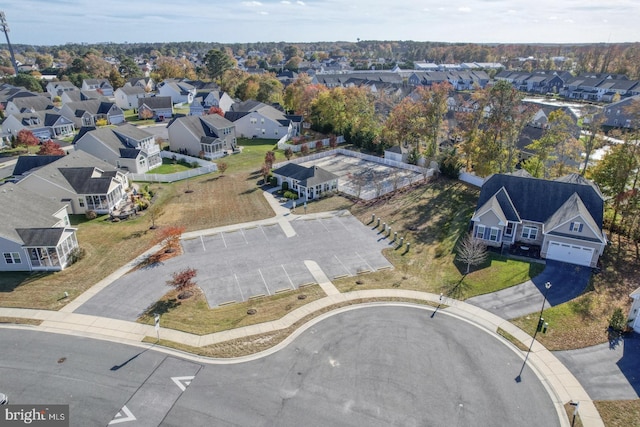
74;123;162;173
225;100;300;139
46;81;79;98
0;183;79;272
138;96;173;120
60;89;105;104
157;80;196;104
271;163;339;201
1;111;75;141
59;99;125;128
628;287;640;333
114;86;148;110
124;77;155;92
167;114;236;159
12;155;65;180
602;95;639;129
4;95;54;116
14;150;130;215
81;79;114;96
189;90;234;116
471;171;606;267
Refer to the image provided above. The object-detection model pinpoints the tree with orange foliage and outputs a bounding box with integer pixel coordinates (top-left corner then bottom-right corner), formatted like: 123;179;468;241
166;267;197;293
158;225;186;253
15;129;39;148
207;106;224;117
37;140;65;156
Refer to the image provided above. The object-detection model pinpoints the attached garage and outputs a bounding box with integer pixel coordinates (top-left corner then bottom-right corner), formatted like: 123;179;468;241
546;241;594;267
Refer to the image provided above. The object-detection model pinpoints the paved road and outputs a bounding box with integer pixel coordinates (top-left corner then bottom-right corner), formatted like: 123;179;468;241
73;213;392;320
554;333;640;400
466;260;592;319
0;305;560;427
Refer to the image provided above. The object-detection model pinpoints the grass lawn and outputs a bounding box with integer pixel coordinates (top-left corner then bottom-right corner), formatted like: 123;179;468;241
221;138;279;173
593;400;640;427
150;158;195;174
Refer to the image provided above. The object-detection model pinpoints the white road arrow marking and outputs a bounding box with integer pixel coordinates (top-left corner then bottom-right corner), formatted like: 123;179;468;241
108;405;136;424
172;375;195;392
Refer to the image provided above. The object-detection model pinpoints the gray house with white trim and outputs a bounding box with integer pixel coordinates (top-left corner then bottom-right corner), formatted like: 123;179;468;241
471;171;606;267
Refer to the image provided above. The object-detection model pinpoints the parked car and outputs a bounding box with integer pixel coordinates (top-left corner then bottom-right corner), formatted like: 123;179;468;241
0;392;7;404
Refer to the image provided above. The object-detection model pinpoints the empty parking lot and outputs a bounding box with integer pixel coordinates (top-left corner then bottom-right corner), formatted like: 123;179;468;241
74;213;393;320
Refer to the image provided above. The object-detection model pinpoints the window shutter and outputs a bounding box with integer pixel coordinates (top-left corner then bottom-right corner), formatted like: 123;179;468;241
579;223;583;232
569;222;574;231
484;228;490;240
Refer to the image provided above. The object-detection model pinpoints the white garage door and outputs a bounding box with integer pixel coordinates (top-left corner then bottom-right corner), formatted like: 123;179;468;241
546;241;594;266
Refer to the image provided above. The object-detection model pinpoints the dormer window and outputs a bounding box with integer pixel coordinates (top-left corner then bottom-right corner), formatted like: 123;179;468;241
570;222;583;232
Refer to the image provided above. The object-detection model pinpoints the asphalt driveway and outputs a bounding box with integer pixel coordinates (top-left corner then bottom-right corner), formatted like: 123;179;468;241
466;260;592;319
554;333;640;400
73;213;393;321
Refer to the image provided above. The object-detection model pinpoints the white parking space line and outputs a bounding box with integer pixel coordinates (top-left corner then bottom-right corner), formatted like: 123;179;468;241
234;274;245;301
334;254;351;275
319;219;330;232
240;228;249;244
282;264;295;290
220;233;227;248
355;251;374;272
200;235;206;251
260;226;268;239
258;268;271;295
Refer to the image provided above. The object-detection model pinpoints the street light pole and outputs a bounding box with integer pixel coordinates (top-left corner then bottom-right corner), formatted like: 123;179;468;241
516;281;552;382
0;12;19;76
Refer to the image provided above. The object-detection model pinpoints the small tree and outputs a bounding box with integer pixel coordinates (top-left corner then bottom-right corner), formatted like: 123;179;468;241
37;140;65;156
15;129;39;148
300;144;309;155
139;108;154;120
260;162;271;184
166;267;197;294
147;203;164;229
284;147;293;160
158;225;186;253
329;134;338;149
217;161;228;176
457;232;488;274
264;151;276;168
315;140;323;152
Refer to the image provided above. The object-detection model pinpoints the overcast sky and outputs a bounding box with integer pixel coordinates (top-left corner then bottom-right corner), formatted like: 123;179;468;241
2;0;639;46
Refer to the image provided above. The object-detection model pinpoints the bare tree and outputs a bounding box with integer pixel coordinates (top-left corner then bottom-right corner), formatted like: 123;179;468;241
217;161;228;176
457;233;488;274
166;267;198;299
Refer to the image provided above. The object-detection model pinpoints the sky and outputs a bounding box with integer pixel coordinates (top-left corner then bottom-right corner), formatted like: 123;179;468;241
1;0;639;46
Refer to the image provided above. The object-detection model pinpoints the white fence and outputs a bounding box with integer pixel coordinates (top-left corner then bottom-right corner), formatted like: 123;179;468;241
459;171;485;187
273;148;435;201
277;135;346;152
129;151;218;182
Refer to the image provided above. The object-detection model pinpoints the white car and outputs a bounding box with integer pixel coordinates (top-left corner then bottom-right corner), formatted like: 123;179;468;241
0;392;7;404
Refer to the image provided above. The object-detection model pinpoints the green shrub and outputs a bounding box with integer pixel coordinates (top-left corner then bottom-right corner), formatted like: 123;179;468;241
283;191;298;200
69;247;86;264
85;210;97;220
191;161;199;168
609;308;626;332
269;176;278;186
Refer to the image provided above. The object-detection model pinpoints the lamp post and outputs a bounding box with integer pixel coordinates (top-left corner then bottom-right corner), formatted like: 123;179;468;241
516;281;551;382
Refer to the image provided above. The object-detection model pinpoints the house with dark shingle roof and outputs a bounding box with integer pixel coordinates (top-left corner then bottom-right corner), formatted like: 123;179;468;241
167;114;236;159
59;99;125;128
81;79;114;96
0;183;79;272
603;95;640;129
1;111;75;141
138;96;173;120
74;123;162;173
471;172;606;267
4;95;54;116
14;150;129;215
271;163;338;201
225;100;299;139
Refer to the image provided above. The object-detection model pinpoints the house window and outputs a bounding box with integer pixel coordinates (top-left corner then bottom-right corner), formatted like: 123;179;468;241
522;226;537;240
475;225;485;239
569;222;583;232
78;198;85;208
505;223;514;236
3;252;21;264
262;129;266;135
489;227;500;242
261;118;265;124
250;118;257;124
